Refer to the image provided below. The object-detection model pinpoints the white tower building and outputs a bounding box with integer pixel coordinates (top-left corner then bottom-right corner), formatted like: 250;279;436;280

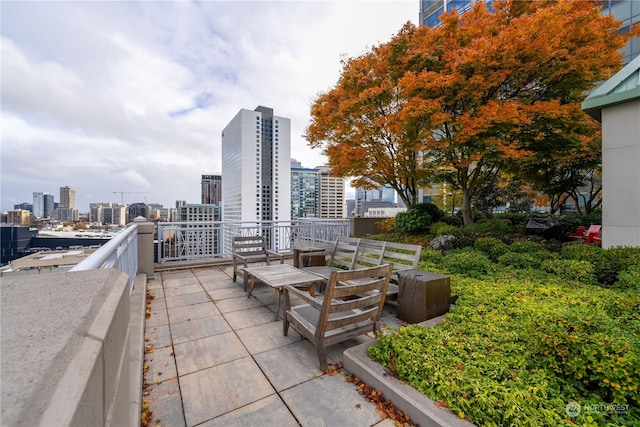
222;106;291;225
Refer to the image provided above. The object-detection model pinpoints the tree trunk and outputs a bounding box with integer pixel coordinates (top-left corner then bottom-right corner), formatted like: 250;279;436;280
461;191;473;226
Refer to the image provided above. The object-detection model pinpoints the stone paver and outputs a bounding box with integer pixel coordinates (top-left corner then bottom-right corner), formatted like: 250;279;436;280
143;265;402;427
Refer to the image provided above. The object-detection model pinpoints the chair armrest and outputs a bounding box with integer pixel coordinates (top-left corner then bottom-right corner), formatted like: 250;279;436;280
266;251;284;263
283;284;324;310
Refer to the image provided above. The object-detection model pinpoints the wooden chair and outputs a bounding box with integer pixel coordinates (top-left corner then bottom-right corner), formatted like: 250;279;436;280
232;235;284;291
282;264;393;371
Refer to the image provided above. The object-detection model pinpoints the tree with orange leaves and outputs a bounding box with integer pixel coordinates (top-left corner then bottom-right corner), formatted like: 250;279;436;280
307;0;636;225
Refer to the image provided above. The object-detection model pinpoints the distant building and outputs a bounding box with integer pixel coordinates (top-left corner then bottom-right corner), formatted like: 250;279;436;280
178;204;222;256
32;192;44;218
201;175;222;205
7;210;31;226
59;186;76;209
128;203;148;221
317;165;346;218
1;225;37;266
44;194;55;218
353;185;397;217
53;207;79;223
291;165;319;218
90;202;126;226
222;106;291;224
13;202;32;213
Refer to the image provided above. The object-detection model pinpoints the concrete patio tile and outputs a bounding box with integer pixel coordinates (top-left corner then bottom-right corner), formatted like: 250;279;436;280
180;356;275;426
145;345;178;385
201;278;237;291
326;336;375;366
164;283;205;298
170;314;231;344
206;286;247;301
165;291;212;309
223;306;275;330
198;394;299;427
146;309;169;328
146;324;173;348
148;295;167;312
373;418;399;426
253;340;324;391
173;331;249;376
167;302;219;323
215;296;264;314
163;277;200;288
235;321;302;355
194;269;230;281
143;377;185;427
281;373;382;427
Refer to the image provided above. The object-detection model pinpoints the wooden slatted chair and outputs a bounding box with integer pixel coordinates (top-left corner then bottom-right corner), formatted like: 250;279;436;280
232;235;284;291
282;264;393;372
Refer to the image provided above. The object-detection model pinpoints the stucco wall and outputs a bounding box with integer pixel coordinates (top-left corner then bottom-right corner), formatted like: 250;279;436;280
601;101;640;248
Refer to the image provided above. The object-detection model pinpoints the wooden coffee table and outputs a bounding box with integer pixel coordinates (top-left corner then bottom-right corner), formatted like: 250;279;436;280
244;264;325;320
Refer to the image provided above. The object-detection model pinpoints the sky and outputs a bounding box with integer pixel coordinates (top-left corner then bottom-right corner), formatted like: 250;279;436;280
1;0;417;212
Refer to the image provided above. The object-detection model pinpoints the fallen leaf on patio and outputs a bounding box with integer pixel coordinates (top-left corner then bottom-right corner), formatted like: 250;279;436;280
435;400;447;409
355;403;361;409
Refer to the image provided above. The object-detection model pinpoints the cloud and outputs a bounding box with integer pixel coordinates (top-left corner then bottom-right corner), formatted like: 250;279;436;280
1;0;415;211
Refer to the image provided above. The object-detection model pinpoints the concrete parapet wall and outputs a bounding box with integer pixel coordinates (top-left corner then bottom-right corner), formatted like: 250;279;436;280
1;269;134;426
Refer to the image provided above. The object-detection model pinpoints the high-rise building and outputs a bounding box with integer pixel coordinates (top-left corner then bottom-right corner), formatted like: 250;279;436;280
53;207;79;222
419;0;639;63
43;194;55;218
178;204;222;256
201;175;222;205
59;186;76;209
222;106;291;224
291;165;319;219
317;165;345;219
13;202;32;212
32;192;44;218
128;202;148;221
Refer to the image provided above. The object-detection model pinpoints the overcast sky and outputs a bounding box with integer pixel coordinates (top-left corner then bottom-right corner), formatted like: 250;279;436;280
1;0;416;212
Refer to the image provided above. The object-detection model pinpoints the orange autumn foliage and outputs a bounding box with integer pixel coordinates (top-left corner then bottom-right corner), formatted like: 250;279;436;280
307;0;637;224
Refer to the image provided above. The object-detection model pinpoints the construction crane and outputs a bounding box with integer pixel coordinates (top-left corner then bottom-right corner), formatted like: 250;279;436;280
113;190;146;205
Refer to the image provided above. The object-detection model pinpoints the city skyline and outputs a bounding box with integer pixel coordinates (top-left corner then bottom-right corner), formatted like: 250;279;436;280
1;1;416;211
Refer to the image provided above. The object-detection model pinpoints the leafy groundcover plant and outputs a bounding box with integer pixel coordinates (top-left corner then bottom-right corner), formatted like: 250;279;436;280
368;274;640;426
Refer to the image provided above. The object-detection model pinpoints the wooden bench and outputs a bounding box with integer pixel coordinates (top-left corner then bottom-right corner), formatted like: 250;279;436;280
299;237;422;299
232;235;284;291
282;264;393;371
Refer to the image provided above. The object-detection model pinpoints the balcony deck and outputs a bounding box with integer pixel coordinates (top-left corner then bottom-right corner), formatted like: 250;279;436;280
144;260;403;427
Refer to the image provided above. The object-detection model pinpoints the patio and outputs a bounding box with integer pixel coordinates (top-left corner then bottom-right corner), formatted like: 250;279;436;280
143;261;404;427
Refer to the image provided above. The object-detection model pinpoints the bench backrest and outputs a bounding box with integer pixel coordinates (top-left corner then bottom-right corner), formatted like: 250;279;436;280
232;235;268;257
361;239;422;275
327;236;361;270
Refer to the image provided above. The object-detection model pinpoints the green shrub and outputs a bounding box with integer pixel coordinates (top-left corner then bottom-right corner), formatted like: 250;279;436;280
508;239;544;253
396;209;431;233
541;258;597;286
430;222;459;236
616;264;640;290
440;215;463;227
598;247;640;286
561;243;603;263
368;276;640;426
473;237;509;261
498;250;557;269
441;249;494;278
412;203;445;223
467;218;512;235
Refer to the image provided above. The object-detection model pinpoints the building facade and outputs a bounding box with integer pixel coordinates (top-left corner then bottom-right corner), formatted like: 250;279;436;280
59;186;76;209
291;165;319;218
317;165;345;219
178;204;221;257
221;106;291;224
32;192;44;218
7;210;31;226
201;175;222;205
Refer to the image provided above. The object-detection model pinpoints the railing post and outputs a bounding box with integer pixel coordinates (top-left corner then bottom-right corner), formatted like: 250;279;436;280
134;217;155;278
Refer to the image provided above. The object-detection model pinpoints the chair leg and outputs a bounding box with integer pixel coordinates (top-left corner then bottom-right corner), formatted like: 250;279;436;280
283;314;290;336
316;342;328;372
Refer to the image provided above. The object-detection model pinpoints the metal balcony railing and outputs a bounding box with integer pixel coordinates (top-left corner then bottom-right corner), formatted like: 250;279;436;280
70;223;138;293
156;219;350;263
